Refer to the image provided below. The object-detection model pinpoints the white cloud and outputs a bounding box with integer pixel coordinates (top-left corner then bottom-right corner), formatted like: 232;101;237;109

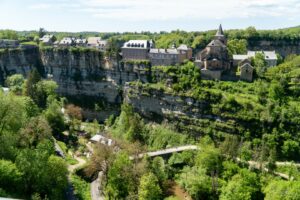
28;3;53;10
74;0;300;21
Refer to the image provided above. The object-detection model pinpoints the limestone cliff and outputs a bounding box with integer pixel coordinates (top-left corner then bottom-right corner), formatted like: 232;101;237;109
0;47;151;105
249;40;300;57
123;83;242;135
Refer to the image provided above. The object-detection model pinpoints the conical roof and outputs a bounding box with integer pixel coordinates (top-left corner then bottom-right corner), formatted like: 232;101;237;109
216;24;224;36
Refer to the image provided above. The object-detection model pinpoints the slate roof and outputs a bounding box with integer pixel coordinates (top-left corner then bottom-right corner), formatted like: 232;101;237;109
207;39;226;48
123;40;150;49
233;51;277;61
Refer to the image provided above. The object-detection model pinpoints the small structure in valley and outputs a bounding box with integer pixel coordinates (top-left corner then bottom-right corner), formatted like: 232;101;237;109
90;134;113;146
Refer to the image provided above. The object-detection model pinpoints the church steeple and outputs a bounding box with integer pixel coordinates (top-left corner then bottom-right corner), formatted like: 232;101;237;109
216;24;224;36
214;24;226;44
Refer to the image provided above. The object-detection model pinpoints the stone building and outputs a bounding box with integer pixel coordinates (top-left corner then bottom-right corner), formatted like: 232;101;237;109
195;25;231;80
121;40;154;60
148;44;192;66
233;51;277;67
239;59;254;82
87;37;108;51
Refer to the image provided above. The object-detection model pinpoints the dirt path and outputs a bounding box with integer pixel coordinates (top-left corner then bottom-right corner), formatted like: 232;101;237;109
68;156;87;173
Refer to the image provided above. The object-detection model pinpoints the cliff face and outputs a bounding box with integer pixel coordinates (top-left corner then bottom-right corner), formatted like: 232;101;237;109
123;84;242;135
249;40;300;57
0;47;151;105
0;48;41;84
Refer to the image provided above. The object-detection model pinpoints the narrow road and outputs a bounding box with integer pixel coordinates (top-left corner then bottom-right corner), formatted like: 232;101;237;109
91;171;105;200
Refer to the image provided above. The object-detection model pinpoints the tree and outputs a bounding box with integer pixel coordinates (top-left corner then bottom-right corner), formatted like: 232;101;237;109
44;99;65;137
220;135;240;160
138;172;162;200
5;74;25;94
84;144;114;180
220;169;260;200
151;156;167;183
227;39;247;56
195;141;222;174
264;180;300;200
281;139;300;160
0;159;23;194
106;153;136;199
19;116;52;148
25;69;41;105
176;166;213;199
252;52;267;78
65;104;82;133
38;28;46;38
269;80;287;105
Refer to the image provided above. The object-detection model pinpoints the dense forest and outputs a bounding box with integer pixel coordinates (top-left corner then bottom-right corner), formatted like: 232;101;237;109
1;26;300;199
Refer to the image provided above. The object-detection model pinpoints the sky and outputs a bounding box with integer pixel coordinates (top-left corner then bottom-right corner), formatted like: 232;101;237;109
0;0;300;32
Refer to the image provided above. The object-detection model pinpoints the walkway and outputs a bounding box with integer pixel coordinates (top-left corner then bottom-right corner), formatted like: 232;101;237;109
130;145;199;160
91;172;105;200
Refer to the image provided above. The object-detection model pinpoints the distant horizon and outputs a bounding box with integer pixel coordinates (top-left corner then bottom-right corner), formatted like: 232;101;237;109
1;0;300;32
2;24;299;34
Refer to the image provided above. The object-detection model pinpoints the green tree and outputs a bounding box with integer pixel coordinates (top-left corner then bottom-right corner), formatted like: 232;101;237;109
0;159;23;194
227;39;247;56
264;180;300;200
5;74;25;94
176;166;213;199
252;52;267;77
44;99;65;137
106;153;136;199
151;156;167;183
19;116;52;148
138;172;162;200
25;69;41;105
220;169;260;200
281;140;300;160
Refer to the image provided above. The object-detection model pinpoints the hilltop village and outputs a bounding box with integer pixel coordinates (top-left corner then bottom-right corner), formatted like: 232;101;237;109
1;25;300;200
1;25;278;82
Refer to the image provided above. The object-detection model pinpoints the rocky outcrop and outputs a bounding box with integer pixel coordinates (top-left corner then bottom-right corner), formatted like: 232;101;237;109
249;40;300;57
123;84;241;135
0;47;151;105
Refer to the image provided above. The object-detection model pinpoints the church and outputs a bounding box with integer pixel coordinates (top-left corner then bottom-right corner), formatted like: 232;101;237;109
195;25;232;80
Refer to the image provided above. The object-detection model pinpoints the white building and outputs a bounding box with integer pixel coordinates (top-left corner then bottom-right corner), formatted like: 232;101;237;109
39;34;55;45
233;51;278;67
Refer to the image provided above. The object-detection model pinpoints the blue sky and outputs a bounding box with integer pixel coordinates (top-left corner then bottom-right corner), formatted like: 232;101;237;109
0;0;300;32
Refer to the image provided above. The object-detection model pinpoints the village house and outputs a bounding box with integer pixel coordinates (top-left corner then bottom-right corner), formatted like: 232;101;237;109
39;34;55;45
59;37;75;46
121;40;154;60
87;37;108;51
0;39;19;48
233;51;277;67
75;38;87;46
